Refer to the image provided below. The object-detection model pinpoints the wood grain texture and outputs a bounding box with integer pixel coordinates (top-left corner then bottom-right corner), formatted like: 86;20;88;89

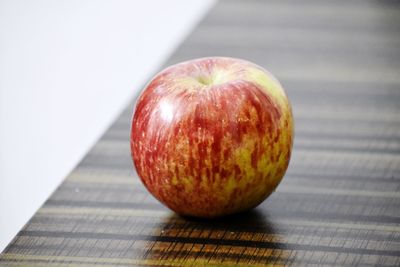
1;0;400;266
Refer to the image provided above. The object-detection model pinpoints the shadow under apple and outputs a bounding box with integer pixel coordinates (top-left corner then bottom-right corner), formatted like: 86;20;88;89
144;207;288;265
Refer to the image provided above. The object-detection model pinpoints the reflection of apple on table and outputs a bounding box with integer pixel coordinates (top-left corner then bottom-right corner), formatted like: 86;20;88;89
130;57;293;218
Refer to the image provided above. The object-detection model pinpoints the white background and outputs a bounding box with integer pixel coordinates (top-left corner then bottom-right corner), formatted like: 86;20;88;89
0;0;215;252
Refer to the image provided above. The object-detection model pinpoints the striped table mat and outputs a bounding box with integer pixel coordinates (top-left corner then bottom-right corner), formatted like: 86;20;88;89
1;0;400;266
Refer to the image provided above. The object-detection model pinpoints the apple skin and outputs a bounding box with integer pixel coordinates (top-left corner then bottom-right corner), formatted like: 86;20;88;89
130;57;293;218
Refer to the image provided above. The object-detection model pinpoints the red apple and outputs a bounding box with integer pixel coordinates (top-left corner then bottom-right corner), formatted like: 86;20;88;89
130;57;293;218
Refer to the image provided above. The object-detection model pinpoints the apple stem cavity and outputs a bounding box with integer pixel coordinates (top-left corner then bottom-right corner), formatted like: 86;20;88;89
196;75;214;86
195;71;227;87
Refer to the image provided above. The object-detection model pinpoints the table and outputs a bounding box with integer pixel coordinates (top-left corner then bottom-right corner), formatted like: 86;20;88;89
1;0;399;266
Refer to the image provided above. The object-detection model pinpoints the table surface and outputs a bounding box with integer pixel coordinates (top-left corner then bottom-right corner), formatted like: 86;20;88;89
1;0;400;266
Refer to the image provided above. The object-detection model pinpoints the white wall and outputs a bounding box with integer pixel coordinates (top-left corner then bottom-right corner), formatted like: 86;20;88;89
0;0;215;252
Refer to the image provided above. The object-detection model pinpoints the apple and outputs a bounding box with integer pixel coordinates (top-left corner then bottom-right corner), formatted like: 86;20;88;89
130;57;293;218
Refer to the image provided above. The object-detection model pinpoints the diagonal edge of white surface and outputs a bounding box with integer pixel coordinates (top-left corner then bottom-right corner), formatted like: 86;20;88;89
0;0;216;252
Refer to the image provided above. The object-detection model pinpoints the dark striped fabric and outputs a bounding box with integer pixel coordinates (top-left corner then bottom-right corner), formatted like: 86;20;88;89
1;0;400;266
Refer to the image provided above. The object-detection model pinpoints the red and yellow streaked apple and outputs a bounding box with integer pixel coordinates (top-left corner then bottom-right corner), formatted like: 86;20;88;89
130;57;293;218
